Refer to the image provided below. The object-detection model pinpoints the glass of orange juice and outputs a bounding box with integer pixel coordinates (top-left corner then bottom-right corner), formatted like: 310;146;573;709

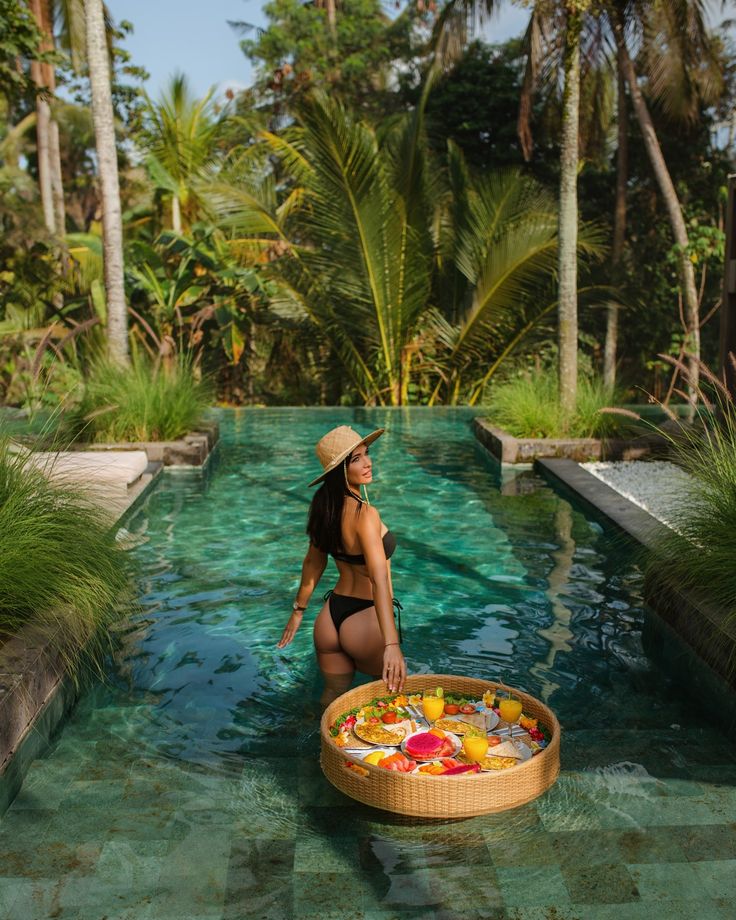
463;733;489;763
422;693;444;723
498;694;523;744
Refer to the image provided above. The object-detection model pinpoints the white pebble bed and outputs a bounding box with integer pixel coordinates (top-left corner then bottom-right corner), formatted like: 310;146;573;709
582;460;698;532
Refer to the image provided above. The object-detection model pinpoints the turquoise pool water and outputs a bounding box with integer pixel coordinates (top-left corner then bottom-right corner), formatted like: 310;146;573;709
1;408;736;920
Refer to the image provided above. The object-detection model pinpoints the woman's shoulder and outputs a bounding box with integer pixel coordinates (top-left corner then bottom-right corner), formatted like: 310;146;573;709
355;503;382;532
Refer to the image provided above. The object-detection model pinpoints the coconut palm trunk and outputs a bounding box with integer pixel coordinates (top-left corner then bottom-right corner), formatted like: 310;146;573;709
558;3;583;420
604;49;627;389
171;194;182;234
29;0;66;235
85;0;129;364
612;16;700;409
31;69;55;232
326;0;337;39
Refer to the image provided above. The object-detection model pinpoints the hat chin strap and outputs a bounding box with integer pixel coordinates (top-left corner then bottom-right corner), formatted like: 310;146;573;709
344;459;370;505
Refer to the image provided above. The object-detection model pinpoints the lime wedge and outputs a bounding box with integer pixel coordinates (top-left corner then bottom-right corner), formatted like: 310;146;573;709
436;686;444;699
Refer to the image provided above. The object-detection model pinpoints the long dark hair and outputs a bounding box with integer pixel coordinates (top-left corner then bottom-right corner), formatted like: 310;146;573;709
307;459;360;554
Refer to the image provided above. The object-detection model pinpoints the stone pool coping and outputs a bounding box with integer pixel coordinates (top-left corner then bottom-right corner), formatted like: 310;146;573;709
536;458;736;693
473;417;665;464
72;419;219;468
0;457;165;815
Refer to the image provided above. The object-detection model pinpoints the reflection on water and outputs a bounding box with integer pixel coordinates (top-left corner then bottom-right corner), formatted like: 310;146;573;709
532;502;575;701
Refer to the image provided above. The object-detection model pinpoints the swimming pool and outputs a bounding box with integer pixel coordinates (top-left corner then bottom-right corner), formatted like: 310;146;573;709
1;408;735;919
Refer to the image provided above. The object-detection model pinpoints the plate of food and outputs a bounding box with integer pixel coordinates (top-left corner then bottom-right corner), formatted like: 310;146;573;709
353;720;407;746
400;729;461;761
459;739;532;772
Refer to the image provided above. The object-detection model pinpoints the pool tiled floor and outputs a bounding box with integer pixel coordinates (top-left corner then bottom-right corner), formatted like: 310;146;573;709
3;735;736;919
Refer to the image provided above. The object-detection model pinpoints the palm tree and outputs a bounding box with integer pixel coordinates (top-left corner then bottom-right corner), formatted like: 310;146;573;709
85;0;128;363
267;94;432;405
588;0;721;392
314;0;338;41
434;0;590;416
603;45;627;389
28;0;65;234
139;74;222;234
557;1;589;418
209;91;603;404
604;0;722;407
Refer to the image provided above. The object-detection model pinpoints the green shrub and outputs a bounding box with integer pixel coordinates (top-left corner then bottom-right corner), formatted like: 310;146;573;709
0;439;131;674
70;356;211;443
487;367;626;438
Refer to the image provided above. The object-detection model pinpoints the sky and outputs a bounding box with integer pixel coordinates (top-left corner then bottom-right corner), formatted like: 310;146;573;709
105;0;530;100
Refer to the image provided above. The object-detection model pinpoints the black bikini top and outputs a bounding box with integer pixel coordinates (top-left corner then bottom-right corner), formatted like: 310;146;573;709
332;530;397;566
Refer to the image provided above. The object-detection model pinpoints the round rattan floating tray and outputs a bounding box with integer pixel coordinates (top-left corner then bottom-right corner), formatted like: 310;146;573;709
321;674;560;818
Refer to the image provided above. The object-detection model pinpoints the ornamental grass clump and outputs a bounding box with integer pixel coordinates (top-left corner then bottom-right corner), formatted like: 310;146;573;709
487;367;625;439
0;438;131;674
71;356;211;444
648;358;736;627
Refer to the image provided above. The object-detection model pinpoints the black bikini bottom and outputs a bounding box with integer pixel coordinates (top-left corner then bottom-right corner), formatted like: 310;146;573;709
324;591;403;641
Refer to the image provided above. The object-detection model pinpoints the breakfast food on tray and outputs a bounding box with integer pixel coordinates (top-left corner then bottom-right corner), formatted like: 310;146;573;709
483;755;519;771
329;686;551;780
404;730;457;760
434;717;477;735
377;752;416;772
486;739;523;759
416;757;481;775
353;721;406;745
405;732;444;758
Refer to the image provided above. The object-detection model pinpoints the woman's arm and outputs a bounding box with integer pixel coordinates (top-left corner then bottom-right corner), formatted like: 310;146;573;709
357;507;406;692
277;542;327;648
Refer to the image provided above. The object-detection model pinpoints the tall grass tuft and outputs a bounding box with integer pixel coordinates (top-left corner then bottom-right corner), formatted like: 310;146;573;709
648;359;736;633
487;367;625;438
0;438;132;675
70;356;211;444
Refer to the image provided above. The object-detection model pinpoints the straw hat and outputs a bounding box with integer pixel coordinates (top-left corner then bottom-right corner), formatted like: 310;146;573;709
308;425;384;487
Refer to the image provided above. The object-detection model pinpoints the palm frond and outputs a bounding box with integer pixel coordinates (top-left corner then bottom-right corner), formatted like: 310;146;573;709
639;0;723;121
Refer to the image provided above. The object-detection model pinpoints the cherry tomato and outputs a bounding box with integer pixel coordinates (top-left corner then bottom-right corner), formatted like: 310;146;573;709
488;735;502;746
381;711;398;724
459;704;476;714
443;704;460;715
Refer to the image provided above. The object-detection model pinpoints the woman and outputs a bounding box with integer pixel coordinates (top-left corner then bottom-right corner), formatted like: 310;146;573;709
277;425;407;706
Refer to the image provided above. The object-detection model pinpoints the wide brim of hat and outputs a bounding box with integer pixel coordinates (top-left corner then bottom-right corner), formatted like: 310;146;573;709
308;427;385;487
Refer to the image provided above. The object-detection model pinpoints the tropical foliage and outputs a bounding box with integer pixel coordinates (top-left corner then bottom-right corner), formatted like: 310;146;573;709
212;93;602;405
0;0;733;411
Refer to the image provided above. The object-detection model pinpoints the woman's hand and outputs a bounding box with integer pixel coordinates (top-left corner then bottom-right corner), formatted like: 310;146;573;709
382;643;406;693
277;612;303;648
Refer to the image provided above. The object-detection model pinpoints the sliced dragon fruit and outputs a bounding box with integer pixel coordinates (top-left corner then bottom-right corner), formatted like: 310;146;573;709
404;732;444;758
442;763;481;775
